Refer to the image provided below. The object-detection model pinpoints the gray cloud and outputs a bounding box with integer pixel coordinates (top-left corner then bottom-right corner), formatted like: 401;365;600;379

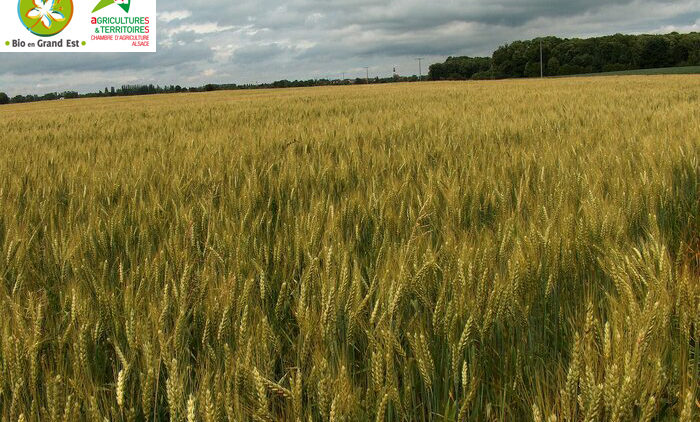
1;0;699;95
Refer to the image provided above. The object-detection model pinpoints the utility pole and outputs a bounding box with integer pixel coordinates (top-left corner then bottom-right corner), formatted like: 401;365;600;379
342;72;345;81
364;67;369;84
416;58;424;81
540;40;543;78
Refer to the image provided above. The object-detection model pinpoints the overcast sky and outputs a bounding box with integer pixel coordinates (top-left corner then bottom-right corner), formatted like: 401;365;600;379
1;0;699;96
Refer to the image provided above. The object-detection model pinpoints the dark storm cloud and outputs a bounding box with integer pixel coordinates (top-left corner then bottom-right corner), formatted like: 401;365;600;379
1;0;699;95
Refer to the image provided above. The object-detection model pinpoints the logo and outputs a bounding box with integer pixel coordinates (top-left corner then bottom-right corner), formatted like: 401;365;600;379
92;0;130;14
18;0;73;37
3;0;155;52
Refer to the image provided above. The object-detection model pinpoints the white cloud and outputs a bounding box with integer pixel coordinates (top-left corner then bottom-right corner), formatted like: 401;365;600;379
306;13;324;25
651;18;700;34
166;22;237;36
159;10;193;23
212;44;237;62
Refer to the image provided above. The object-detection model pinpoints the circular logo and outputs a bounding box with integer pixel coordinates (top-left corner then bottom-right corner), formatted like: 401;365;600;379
18;0;73;37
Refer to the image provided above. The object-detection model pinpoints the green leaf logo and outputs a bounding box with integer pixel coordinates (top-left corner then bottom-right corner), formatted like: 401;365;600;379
18;0;73;37
92;0;130;14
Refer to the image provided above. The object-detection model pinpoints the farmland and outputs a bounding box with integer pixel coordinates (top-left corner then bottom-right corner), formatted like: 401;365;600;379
570;65;700;77
0;77;698;421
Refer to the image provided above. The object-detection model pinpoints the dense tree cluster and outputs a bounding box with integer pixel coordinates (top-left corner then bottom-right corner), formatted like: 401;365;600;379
494;32;700;77
430;32;700;80
428;56;493;80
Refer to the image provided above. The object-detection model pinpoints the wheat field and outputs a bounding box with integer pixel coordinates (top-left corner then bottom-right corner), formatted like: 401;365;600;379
0;78;698;421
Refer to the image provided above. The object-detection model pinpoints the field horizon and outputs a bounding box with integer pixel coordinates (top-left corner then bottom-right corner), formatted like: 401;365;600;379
3;73;700;110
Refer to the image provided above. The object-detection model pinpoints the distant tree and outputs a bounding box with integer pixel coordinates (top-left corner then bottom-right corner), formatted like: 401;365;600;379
471;70;497;80
0;92;9;105
41;92;59;101
558;64;585;75
637;36;670;68
547;57;560;75
428;56;492;80
488;32;697;78
524;61;541;77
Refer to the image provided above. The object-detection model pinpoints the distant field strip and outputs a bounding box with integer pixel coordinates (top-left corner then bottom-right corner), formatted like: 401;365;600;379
0;78;698;421
570;65;700;77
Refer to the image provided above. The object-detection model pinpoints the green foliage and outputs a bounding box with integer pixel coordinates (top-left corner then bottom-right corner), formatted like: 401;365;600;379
492;32;700;77
0;79;697;421
428;56;492;80
431;32;700;80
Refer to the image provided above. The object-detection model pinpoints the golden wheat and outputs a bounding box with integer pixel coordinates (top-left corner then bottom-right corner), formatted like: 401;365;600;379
0;77;698;420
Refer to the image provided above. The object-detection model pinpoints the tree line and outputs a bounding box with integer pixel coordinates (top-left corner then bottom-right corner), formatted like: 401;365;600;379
429;31;700;80
0;75;423;106
2;85;187;104
2;31;699;105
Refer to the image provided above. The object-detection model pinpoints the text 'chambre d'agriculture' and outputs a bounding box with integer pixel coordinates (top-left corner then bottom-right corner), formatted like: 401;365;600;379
90;16;150;45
